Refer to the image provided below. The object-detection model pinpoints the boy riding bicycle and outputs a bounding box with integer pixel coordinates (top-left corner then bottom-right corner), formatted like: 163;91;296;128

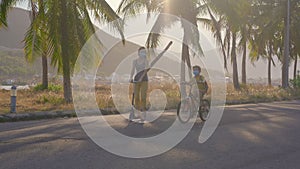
177;65;210;122
189;65;208;101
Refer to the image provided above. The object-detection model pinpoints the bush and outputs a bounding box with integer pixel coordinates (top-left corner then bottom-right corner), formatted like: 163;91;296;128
33;84;46;91
34;84;62;92
48;84;62;92
36;95;65;105
290;73;300;88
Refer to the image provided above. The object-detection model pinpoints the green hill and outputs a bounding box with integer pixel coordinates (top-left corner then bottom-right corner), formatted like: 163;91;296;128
0;49;42;83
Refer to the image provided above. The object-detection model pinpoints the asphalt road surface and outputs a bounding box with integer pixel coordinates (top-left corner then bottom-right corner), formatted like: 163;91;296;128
0;100;300;169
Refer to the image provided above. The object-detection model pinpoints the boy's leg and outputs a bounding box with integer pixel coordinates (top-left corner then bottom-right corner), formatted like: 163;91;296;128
199;92;204;105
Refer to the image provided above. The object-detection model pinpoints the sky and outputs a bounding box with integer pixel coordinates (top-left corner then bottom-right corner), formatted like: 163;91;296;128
16;0;121;10
107;0;122;10
15;0;121;11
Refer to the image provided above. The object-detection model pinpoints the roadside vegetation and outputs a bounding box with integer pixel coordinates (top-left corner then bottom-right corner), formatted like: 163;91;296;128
1;83;299;115
1;0;299;104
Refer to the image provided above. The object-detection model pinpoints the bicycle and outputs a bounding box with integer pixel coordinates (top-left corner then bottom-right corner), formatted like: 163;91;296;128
177;82;210;123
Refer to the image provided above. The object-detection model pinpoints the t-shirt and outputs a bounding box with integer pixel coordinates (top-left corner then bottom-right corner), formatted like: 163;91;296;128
193;75;208;92
133;59;149;82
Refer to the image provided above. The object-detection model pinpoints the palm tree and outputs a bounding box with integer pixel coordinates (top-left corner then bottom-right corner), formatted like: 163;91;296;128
0;13;6;27
291;44;299;80
290;0;300;80
291;50;299;80
249;33;279;86
1;0;124;102
206;0;253;90
25;0;50;89
0;0;50;89
282;0;291;88
47;0;124;102
252;0;299;87
249;0;283;86
239;24;251;85
233;0;253;85
201;5;228;70
118;0;204;96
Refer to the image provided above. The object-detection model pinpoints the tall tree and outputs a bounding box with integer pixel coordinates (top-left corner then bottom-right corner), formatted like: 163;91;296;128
249;0;282;86
0;0;50;89
252;0;300;87
203;6;228;71
1;0;124;102
290;0;300;80
26;0;50;89
239;23;252;85
282;0;291;88
206;0;253;90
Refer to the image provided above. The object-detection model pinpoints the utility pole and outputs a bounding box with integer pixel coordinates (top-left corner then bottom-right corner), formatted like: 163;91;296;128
282;0;290;88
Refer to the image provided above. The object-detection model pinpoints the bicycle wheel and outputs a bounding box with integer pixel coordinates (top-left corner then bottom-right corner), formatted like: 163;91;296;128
199;99;210;121
177;100;192;123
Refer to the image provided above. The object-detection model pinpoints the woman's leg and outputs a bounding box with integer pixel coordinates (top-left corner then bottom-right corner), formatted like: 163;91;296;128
134;83;142;111
140;82;148;111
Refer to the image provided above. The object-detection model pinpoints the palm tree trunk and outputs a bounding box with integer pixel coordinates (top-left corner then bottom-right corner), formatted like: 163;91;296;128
268;42;274;86
282;0;290;88
242;40;247;84
226;29;231;60
180;38;189;98
231;32;240;90
268;57;272;86
42;54;48;89
60;0;72;103
294;56;298;79
185;45;192;76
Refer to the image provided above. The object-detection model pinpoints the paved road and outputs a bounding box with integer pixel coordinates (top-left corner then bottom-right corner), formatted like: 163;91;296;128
0;101;300;169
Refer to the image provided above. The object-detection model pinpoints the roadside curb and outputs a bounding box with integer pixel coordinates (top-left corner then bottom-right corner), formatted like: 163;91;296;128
1;99;299;123
0;108;121;123
0;110;76;123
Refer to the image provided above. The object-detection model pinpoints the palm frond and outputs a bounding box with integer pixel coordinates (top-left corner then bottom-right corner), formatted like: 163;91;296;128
23;22;42;62
0;0;19;27
146;12;179;48
205;5;227;69
88;0;125;43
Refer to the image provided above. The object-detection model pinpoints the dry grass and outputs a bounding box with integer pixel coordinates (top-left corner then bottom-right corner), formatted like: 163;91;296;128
0;89;72;114
0;83;299;114
95;82;181;110
226;84;300;104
